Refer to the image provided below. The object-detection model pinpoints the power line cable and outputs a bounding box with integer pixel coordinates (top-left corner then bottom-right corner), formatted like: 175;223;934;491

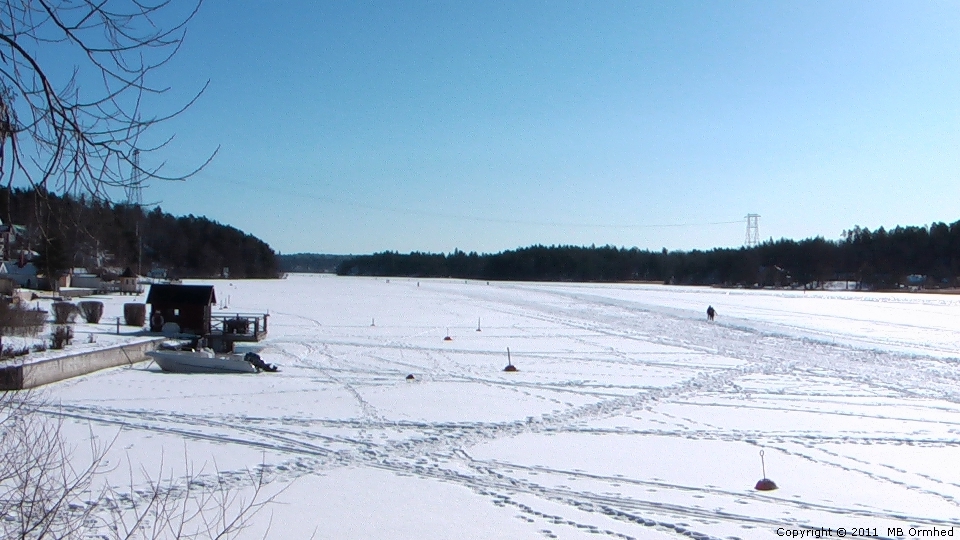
217;177;745;230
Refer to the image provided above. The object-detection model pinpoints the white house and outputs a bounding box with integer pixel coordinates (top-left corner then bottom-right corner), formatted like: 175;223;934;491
63;267;103;289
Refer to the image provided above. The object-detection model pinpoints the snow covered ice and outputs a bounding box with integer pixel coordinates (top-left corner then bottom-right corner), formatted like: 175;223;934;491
43;275;960;538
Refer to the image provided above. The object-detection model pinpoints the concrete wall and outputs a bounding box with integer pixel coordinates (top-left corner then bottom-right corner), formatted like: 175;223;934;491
0;338;164;390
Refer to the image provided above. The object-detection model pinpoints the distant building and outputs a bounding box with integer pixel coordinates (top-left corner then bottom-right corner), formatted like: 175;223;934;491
119;267;142;295
67;268;102;290
0;220;26;260
906;274;926;286
0;261;38;289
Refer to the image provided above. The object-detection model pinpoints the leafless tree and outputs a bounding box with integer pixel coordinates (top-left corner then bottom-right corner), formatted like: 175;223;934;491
0;0;215;199
0;391;279;539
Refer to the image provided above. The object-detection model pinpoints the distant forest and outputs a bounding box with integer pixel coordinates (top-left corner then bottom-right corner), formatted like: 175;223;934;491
2;188;279;279
278;253;352;273
335;220;960;290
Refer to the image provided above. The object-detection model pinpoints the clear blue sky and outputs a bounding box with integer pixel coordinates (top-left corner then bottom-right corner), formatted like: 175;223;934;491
136;1;960;255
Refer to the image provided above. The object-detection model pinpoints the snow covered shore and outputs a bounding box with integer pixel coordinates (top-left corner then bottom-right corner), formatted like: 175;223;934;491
39;275;960;538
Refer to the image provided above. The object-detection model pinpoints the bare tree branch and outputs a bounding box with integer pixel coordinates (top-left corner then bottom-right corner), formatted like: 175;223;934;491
0;0;212;200
1;391;282;539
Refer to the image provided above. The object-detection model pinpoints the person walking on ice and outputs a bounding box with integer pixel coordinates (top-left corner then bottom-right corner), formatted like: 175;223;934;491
706;305;716;321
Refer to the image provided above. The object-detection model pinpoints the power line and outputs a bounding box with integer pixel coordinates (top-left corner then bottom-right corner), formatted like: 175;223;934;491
225;178;743;230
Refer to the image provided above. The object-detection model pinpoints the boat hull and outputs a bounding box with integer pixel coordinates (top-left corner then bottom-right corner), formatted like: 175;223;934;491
146;350;258;374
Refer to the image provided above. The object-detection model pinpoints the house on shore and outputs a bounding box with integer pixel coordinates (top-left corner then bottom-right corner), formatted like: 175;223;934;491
59;268;102;290
120;267;143;294
0;260;38;289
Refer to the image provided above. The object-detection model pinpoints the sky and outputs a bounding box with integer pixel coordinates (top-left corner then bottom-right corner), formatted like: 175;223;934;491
101;0;960;255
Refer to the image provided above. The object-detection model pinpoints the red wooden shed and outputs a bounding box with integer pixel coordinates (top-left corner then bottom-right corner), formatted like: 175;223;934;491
146;284;216;336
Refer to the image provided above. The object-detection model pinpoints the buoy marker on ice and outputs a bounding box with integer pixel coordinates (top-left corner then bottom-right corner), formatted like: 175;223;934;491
755;449;778;491
476;317;482;332
503;347;518;372
443;327;452;341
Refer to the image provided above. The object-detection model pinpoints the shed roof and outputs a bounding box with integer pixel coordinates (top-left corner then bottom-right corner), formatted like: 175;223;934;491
146;284;216;305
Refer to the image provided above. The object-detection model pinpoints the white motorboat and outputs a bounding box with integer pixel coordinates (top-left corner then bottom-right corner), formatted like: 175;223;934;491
146;349;275;374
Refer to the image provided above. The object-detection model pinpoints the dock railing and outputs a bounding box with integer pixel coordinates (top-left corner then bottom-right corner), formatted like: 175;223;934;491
208;312;269;341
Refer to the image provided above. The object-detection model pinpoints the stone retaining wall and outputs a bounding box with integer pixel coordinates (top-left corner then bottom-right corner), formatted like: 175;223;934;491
0;338;164;390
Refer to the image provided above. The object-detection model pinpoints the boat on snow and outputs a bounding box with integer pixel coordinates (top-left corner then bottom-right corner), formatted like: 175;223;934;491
146;349;277;374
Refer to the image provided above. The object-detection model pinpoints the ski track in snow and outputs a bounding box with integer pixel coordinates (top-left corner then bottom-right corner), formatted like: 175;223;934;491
41;278;960;539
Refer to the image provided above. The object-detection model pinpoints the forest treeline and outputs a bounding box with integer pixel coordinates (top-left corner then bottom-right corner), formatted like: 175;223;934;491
336;220;960;289
278;254;352;273
1;188;280;279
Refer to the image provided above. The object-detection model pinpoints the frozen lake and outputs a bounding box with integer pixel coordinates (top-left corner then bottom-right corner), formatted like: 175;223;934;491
44;275;960;538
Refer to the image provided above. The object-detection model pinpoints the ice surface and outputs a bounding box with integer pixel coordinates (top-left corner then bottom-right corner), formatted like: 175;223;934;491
36;276;960;538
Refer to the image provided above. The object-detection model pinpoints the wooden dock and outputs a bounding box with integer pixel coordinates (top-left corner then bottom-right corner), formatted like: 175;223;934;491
205;312;268;352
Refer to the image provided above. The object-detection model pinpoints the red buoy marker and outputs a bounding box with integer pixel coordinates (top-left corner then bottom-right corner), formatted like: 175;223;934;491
503;347;518;372
755;449;778;491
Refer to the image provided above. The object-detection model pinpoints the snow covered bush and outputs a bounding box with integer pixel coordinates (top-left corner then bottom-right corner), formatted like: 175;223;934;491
0;301;45;337
50;325;73;349
78;301;105;324
51;302;78;324
124;303;146;327
0;345;29;359
0;301;46;352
